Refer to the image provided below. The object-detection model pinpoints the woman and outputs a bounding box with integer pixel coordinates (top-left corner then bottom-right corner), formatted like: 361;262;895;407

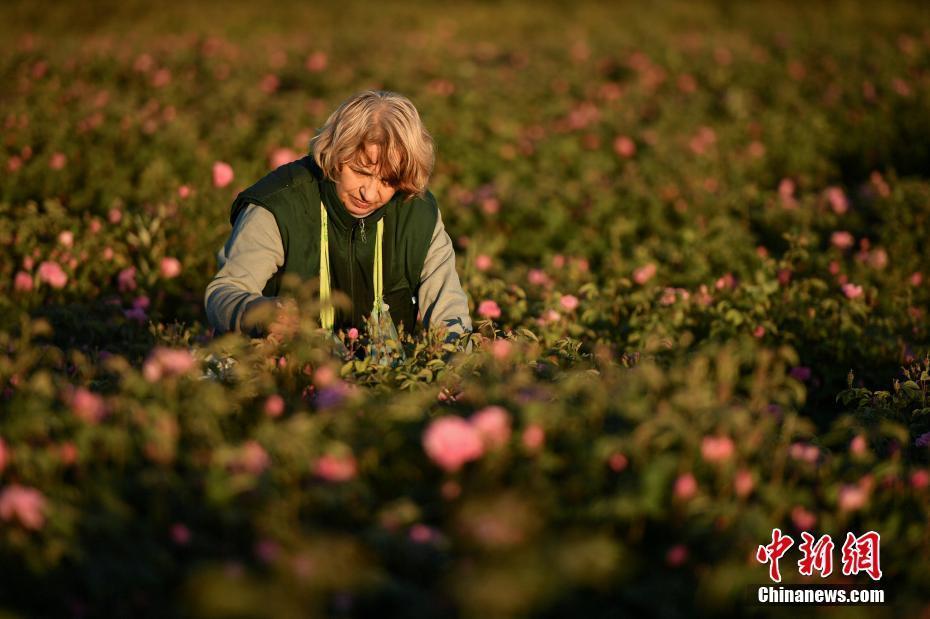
204;90;472;348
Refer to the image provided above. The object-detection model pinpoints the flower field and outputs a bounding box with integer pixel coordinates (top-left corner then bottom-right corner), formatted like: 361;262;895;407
2;1;930;617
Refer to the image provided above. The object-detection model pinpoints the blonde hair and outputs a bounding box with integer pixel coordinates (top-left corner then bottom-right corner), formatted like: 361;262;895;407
311;90;435;199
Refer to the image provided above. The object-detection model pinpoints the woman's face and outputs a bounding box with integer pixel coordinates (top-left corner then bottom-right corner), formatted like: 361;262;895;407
334;143;397;218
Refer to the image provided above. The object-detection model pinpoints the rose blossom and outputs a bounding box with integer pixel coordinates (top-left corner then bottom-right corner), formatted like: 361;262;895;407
666;544;688;567
674;473;698;500
521;423;545;451
477;300;501;319
838;484;868;512
791;506;816;530
171;522;191;545
14;271;33;292
469;405;512;450
422;416;484;472
633;263;657;285
313;453;357;482
613;135;636;158
160;257;182;279
608;452;628;472
475;254;493;271
527;269;550;286
142;347;197;382
734;469;754;497
70;387;107;423
842;283;863;299
264;394;285;418
826;186;848;214
37;261;68;289
269;147;297;169
700;435;735;463
117;266;137;293
559;294;579;312
0;484;47;530
831;231;854;249
232;440;270;475
212;161;234;188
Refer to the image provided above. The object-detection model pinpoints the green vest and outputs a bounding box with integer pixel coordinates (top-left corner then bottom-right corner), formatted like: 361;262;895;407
229;156;438;335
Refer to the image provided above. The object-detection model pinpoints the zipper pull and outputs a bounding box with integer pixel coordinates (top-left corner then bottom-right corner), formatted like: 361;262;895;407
359;218;367;243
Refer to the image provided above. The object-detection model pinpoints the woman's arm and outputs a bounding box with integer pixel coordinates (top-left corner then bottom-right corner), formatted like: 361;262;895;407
417;208;473;342
204;203;285;337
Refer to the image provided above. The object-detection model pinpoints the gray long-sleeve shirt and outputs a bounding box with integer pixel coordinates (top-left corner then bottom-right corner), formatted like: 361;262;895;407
204;202;472;339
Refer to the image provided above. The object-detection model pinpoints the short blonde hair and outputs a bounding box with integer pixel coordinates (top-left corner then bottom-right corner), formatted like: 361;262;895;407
311;90;435;199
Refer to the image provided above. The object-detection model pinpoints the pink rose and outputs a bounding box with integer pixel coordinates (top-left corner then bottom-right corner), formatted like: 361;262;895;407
480;197;500;215
536;309;561;326
108;207;122;224
714;273;736;290
791;506;816;531
58;230;74;248
37;261;68;289
559;294;579;312
521;423;545;451
264;394;285;418
469;405;512;450
527;269;550;286
789;442;819;463
733;468;754;497
633;263;657;285
477;299;501;319
490;339;512;361
666;544;688;567
850;435;867;456
613;135;636;158
838;484;868;512
269;147;298;169
475;254;493;271
409;523;439;544
178;185;192;199
49;152;67;170
910;469;929;490
674;473;698;500
117;266;137;293
14;271;33;292
171;522;191;545
160;257;182;279
347;327;359;341
212;161;234;188
826;186;848;214
422;416;484;472
232;440;270;475
608;452;628;472
305;51;327;72
0;484;47;530
142;347;196;382
313;453;357;482
700;435;735;463
69;387;107;424
867;248;888;270
842;283;863;299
